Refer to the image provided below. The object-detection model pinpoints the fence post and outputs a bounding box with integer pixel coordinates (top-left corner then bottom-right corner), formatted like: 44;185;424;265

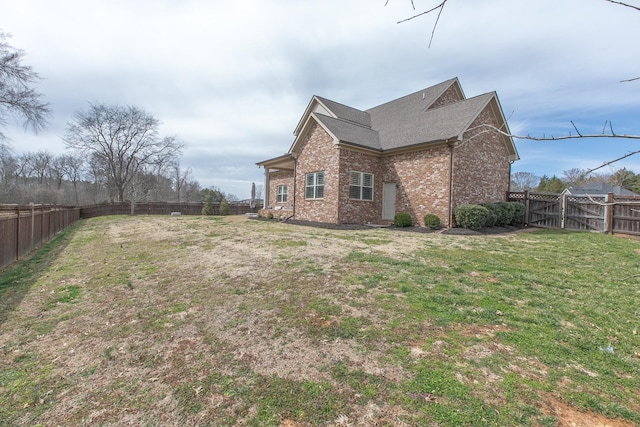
30;203;35;253
524;190;530;226
16;205;21;260
605;192;614;234
560;193;567;229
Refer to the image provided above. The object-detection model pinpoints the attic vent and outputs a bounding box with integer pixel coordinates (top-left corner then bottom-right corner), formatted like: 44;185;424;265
422;93;425;100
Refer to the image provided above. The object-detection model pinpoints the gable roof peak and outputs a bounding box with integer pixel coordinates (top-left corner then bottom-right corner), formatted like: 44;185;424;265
366;77;462;113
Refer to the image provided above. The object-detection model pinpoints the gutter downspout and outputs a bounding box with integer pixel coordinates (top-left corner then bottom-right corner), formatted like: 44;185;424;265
508;160;514;197
292;153;297;219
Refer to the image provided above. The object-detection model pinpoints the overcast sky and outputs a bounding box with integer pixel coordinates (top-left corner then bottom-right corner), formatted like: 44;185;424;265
2;0;640;198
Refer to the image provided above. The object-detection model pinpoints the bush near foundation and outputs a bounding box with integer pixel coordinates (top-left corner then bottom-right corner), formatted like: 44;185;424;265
423;213;441;230
394;212;412;227
479;203;498;227
454;204;489;230
510;202;525;225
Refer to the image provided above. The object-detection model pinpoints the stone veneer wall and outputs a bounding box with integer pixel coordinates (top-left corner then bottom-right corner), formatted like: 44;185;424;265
383;145;451;227
337;148;384;224
293;122;340;223
452;105;510;207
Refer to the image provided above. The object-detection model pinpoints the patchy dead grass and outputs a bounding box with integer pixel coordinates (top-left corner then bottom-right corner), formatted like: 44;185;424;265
1;215;639;426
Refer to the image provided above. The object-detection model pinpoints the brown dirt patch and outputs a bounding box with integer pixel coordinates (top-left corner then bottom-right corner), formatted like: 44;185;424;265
542;396;636;427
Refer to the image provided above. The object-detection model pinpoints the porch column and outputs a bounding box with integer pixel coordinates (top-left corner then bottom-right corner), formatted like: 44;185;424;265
263;169;270;209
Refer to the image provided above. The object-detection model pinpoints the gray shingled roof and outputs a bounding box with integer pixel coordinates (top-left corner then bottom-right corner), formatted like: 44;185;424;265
314;114;381;150
259;78;517;166
311;79;495;151
565;182;637;196
371;92;494;150
314;96;371;127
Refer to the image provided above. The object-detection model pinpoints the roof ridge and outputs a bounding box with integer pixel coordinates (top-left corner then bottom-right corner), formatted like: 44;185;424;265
315;95;366;113
314;112;374;130
425;91;494;111
366;77;458;112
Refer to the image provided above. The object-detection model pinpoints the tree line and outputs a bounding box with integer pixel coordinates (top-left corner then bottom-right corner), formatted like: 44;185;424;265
0;140;205;205
510;167;640;194
1;32;244;206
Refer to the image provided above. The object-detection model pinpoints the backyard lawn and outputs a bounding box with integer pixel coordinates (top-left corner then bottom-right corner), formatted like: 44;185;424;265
1;215;639;426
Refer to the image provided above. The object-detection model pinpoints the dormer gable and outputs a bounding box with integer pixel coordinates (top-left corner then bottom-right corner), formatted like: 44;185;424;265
428;78;465;110
293;96;371;137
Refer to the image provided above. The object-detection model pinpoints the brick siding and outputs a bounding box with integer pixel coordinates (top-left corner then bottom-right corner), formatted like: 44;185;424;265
429;85;464;109
266;170;294;209
262;98;512;227
383;145;451;226
294;122;340;223
452;106;510;207
338;148;384;224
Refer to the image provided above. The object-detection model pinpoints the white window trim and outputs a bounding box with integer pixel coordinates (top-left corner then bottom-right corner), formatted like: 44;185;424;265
349;171;374;201
305;171;325;199
276;185;288;203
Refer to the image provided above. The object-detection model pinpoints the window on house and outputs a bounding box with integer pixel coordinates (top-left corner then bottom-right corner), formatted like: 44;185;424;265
276;185;288;203
349;171;373;201
305;171;324;199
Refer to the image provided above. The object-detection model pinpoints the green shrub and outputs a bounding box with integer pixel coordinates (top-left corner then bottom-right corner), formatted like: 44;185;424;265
479;203;498;227
423;213;441;230
219;198;230;216
509;202;525;225
493;202;515;226
454;204;489;230
202;194;213;215
394;212;412;227
266;212;274;220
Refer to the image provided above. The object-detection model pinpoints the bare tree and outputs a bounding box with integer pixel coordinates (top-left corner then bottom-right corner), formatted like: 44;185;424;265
64;104;183;202
50;155;67;191
171;162;192;202
562;168;589;187
608;167;637;188
31;149;52;186
510;171;539;191
87;153;109;203
59;153;85;205
146;136;184;201
182;177;201;202
0;32;51;141
0;142;16;199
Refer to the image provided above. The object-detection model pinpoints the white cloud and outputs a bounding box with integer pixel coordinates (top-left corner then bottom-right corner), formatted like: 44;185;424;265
2;0;640;198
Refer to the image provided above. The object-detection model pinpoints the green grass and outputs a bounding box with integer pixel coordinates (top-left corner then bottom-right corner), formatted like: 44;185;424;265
1;217;639;426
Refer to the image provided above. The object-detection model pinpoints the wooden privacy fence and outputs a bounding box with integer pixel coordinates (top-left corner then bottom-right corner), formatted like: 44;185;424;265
0;204;80;270
507;191;640;235
79;201;262;218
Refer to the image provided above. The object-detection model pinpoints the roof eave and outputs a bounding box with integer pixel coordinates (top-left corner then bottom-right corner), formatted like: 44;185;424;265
256;153;295;170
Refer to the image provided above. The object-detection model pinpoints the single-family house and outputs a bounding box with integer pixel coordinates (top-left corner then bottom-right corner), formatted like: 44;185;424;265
257;78;519;226
563;181;637;196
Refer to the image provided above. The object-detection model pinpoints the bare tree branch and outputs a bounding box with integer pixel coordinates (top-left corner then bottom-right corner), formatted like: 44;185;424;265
469;123;640;142
397;1;447;24
0;32;51;140
604;0;640;12
428;1;446;48
583;149;640;175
